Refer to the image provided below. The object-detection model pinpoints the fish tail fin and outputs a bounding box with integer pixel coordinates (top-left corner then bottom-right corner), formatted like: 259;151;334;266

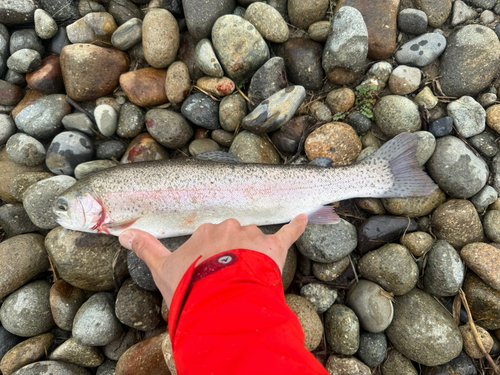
360;132;438;198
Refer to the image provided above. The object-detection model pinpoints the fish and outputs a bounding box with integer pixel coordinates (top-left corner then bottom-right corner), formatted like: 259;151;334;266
54;132;437;238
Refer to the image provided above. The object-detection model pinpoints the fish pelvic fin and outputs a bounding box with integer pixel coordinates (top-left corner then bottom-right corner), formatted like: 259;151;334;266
360;132;438;198
307;205;341;224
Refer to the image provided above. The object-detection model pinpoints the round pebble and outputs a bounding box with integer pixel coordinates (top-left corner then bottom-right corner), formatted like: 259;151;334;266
46;131;95;175
7;49;42;74
395;33;446;67
300;283;337;314
94;104;118;137
188;138;220;156
398;8;428;35
34;9;58;39
388;65;421;95
229;131;280;164
461;242;500;291
181;92;220;130
357;331;387;367
6;133;46;166
244;2;288;43
219;93;247;132
324;304;360;355
284;294;323;351
145;109;194;149
0;114;16;144
312;256;350;282
373;95;421;137
400;231;434;257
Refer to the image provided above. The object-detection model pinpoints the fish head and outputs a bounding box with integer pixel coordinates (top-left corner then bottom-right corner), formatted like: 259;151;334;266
53;188;106;233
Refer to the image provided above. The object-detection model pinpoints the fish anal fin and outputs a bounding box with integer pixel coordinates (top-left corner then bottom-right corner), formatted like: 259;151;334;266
307;206;341;225
103;218;140;232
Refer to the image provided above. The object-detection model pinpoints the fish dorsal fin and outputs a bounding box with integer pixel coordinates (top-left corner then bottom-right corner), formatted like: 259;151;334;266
309;157;333;168
307;205;341;224
196;151;244;163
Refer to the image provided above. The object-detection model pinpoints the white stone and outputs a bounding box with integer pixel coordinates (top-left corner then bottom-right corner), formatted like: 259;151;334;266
94;104;118;137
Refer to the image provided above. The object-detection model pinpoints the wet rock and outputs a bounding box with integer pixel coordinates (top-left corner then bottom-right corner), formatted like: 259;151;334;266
463;272;500;330
10;361;91;375
194;38;224;78
311;256;350;282
440;25;500;97
386;288;463;366
381;188;445;218
395;33;446;67
49;337;104;368
373;95;421;137
212;15;269;84
115;332;169;374
120;133;170;163
183;0;235;40
0;204;41;238
45;227;128;291
61;44;129;102
382;349;418;375
244;2;288;43
325;355;371;375
325;304;359;355
355;197;386;215
427;136;488;199
246;57;287;112
181;92;220;130
307;21;330;42
143;9;179;68
117;102;145;138
323;6;368;84
229;131;280;163
284;294;323;351
448;96;485;138
111;18;142;51
9;30;44;57
46;131;94;175
49;280;86;331
388;65;421;95
300;283;337;314
400;231;434;257
460;322;493;359
120;67;168;107
40;0;79;23
357;331;387;367
461;242;500;291
398;8;428;35
165;61;191;104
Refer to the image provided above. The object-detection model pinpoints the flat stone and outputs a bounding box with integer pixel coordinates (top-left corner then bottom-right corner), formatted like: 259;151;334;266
40;0;79;23
0;0;37;25
244;2;288;43
111;18;142;51
325;304;359;355
120;67;168;107
49;337;104;368
395;33;446;67
451;0;478;27
165;61;191;104
108;0;142;26
285;294;323;351
194;38;224;78
196;76;235;97
59;112;96;137
307;21;330;42
143;9;179;68
183;0;235;40
288;0;329;30
10;361;91;375
373;95;421;137
325;355;371;375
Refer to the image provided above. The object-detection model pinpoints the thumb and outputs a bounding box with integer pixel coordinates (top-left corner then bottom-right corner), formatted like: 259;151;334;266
119;229;171;271
274;213;308;249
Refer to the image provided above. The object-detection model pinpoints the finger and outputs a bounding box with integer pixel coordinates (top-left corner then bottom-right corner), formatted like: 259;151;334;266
119;229;171;270
274;213;308;249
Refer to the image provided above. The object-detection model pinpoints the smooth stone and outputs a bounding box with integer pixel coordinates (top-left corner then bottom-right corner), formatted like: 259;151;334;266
427;136;489;199
0;326;23;368
72;293;123;346
145;109;194;149
300;283;337;314
288;0;328;30
0;114;15;144
46;131;95;175
49;280;86;331
478;92;497;108
414;86;439;109
463;272;500;330
108;0;142;26
461;242;500;291
400;231;434;257
7;49;41;74
103;328;139;362
177;32;205;81
386;288;463;366
440;25;500;97
74;160;119;180
423;240;464;297
310;101;332;123
120;133;170;163
470;185;498;211
359;243;419;295
373;95;421;137
414;0;451;27
381;188;445;217
277;38;324;91
44;227;129;291
469;130;499;158
165;61;191;104
460;322;493;359
115;279;162;331
62;113;95;136
9;30;44;56
246;57;287;112
127;250;158;292
280;243;297;290
78;0;106;16
40;0;79;23
49;337;104;368
382;349;418;375
112;18;142;51
0;23;7;77
481;9;495;23
346;279;394;332
6;133;45;167
0;204;42;238
0;280;54;337
25;55;64;95
311;255;350;282
11;89;44;119
229;131;280;164
284;294;323;351
398;8;428;35
117;102;145;138
388;65;421;95
323;6;368;84
181;92;220;130
97;360;117;375
325;304;360;355
218;93;247;131
0;0;37;25
96;140;127;160
467;0;496;9
94;104;118;137
212;15;270;84
34;9;58;39
242;86;305;134
143;9;179;68
211;129;233;147
66;13;117;46
296;220;357;263
487;104;500;133
244;2;288;43
270;115;315;156
355;197;386;215
188;138;220;155
183;0;235;40
307;21;330;42
0;80;23;106
49;27;70;55
448;96;485;138
61;44;129;102
325;355;371;375
395;33;446;67
0;333;53;375
326;87;355;113
422;350;477;375
357;331;387;367
5;171;54;205
429;116;453;137
196;76;235;97
161;333;176;375
484;210;500;242
451;0;478;27
10;361;91;375
194;38;224;78
120;67;168;107
357;215;418;254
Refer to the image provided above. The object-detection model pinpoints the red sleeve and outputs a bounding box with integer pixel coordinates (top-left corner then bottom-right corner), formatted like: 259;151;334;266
168;249;329;375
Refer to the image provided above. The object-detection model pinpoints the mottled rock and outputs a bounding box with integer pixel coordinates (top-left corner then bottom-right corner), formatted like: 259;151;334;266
120;67;168;107
284;294;323;351
62;113;95;137
108;0;142;26
400;231;434;257
96;140;127;160
326;87;355;114
111;18;142;51
388;65;421;95
143;9;179;68
395;33;446;67
451;0;478;27
103;328;139;361
307;21;330;42
6;133;45;167
461;242;500;291
194;38;224;78
448;96;485;138
181;92;220;130
0;333;53;375
270;115;315;156
382;349;418;375
145;109;194;149
373;95;421;137
414;0;451;27
0;80;23;106
229;131;280;163
46;131;94;175
25;55;64;95
165;61;190;104
7;49;41;74
49;27;70;55
381;188;445;218
120;133;170;163
117;102;145;138
288;0;328;29
246;57;287;112
300;283;337;314
311;256;350;282
325;355;371;375
66;13;117;46
49;337;104;368
460;322;493;359
414;86;439;109
471;185;498;212
463;272;500;330
49;280;86;331
34;9;58;39
325;304;359;355
196;76;234;97
357;331;387;367
244;2;288;43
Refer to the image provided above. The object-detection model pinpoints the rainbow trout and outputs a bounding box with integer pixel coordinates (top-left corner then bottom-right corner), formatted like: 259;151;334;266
54;133;437;238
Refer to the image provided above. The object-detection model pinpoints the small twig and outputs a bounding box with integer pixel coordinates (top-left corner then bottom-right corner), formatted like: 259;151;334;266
235;84;254;106
193;85;220;101
65;95;97;124
47;255;58;282
452;293;462;326
349;255;358;284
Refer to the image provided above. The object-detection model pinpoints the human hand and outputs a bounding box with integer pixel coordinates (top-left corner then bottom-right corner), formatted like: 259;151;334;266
118;214;308;308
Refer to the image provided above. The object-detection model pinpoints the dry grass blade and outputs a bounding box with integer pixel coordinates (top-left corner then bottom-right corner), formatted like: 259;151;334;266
66;95;96;124
452;293;462;326
235;84;254;106
47;255;58;282
193;86;220;101
349;255;358;283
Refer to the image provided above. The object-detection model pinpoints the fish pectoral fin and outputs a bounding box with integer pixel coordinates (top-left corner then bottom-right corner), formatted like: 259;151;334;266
307;205;341;225
103;218;140;231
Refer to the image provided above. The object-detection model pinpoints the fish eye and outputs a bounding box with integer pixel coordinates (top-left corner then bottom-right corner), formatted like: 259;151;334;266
56;197;69;211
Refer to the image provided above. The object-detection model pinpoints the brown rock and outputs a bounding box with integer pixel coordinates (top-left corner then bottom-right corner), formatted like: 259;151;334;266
9;171;54;202
312;255;350;282
67;13;117;46
12;89;44;119
326;88;355;114
307;21;331;43
115;332;171;375
461;242;500;291
335;0;400;60
285;294;323;351
486;104;500;134
459;322;493;359
431;199;485;249
0;79;23;106
143;8;179;69
381;188;446;217
219;92;247;132
463;272;500;330
400;231;434;257
304;122;362;166
196;76;235;97
61;44;129;102
49;337;104;367
26;55;64;95
120;67;168;107
121;133;170;164
288;0;329;30
50;279;86;331
0;333;53;375
165;61;191;104
414;0;452;28
355;198;386;215
325;355;371;375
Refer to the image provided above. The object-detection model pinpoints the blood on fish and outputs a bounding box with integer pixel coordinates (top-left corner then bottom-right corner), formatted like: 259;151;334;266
90;198;111;234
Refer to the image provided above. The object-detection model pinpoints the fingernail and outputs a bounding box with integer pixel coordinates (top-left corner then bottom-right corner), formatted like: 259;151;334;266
119;230;134;249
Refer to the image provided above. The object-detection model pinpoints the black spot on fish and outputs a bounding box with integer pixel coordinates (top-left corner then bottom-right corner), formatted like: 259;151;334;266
410;44;419;51
418;40;428;46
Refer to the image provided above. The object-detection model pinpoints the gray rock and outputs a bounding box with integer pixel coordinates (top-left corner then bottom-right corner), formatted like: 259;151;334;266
212;15;269;84
49;337;104;368
181;92;220;130
423;240;464;297
34;9;58;39
94;104;118;137
0;79;23;106
0;204;41;238
219;93;247;132
10;29;44;56
285;294;323;351
72;293;123;346
322;6;368;84
62;112;96;136
142;8;179;69
5;69;26;87
358;331;387;367
484;210;500;242
427;136;489;198
49;27;70;55
244;2;288;43
415;131;436;166
46;131;95;175
96;140;127;160
468;130;499;158
111;18;142;51
0;280;54;337
102;328;139;361
0;325;23;363
386;288;463;366
346;279;394;332
470;185;498;212
188;138;220;155
388;65;421;95
96;359;117;375
12;361;91;375
78;0;106;16
325;304;360;355
423;350;478;375
183;0;235;40
480;9;495;23
229;130;280;163
194;38;224;78
117;102;145;138
49;280;86;331
395;33;446;67
295;219;357;263
0;114;16;144
145;109;194;148
15;94;71;140
440;25;500;97
463;0;496;9
7;49;42;74
398;8;428;35
74;160;119;180
447;96;485;138
288;0;329;30
429;116;453;138
300;283;337;314
451;0;478;27
40;0;79;23
127;249;158;292
6;133;46;166
0;0;37;25
108;0;142;25
382;349;418;375
311;256;350;282
373;95;421;137
0;23;9;77
22;175;77;229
